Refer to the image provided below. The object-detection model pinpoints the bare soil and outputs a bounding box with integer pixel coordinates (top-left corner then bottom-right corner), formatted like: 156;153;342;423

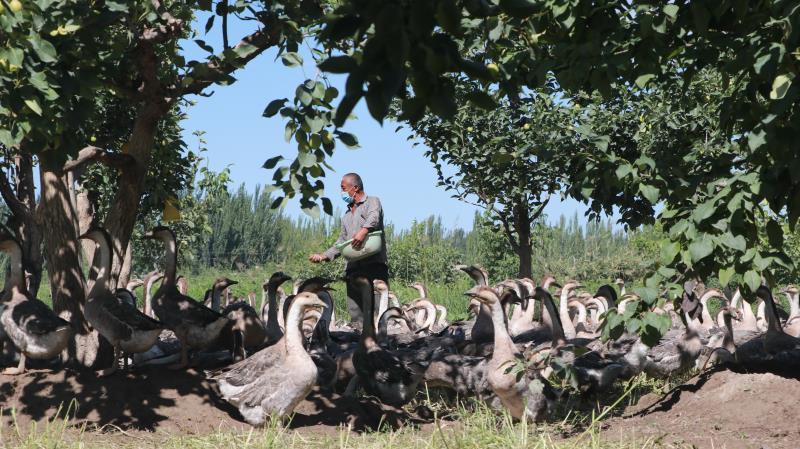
604;368;800;448
1;366;798;448
0;367;424;436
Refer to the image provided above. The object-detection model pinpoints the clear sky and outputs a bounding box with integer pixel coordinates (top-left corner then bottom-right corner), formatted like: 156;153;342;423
179;16;594;231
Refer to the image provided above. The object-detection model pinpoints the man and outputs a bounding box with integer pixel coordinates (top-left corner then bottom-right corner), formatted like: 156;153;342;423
309;173;388;323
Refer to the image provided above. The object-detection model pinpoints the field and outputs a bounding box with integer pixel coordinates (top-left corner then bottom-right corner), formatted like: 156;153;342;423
2;367;798;449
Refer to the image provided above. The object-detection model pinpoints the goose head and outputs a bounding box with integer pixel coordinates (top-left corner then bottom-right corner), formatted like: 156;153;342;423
456;264;489;286
297;276;334;294
79;226;113;249
290;292;328;320
373;279;389;294
214;277;238;291
542;275;560;290
264;272;292;291
781;284;799;295
614;278;625;288
464;286;501;307
126;278;145;291
562;280;583;293
143;225;175;242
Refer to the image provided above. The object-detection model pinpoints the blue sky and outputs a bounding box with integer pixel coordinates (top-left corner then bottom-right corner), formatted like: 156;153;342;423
179;16;593;231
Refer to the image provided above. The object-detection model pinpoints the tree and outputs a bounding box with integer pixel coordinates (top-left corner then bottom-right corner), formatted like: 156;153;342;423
404;83;574;278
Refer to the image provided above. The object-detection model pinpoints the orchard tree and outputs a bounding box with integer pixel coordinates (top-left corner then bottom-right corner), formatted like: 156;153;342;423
403;82;574;278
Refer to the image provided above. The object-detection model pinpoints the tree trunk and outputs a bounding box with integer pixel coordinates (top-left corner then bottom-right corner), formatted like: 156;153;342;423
102;102;163;288
513;202;533;279
38;152;106;368
118;240;133;288
74;172;97;289
7;154;45;296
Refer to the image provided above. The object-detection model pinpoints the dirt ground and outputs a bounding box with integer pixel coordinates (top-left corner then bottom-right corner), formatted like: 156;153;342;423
602;368;800;448
1;366;798;448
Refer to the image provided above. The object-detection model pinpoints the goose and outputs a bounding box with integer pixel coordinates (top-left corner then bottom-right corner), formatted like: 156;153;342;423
699;305;738;368
614;278;626;296
434;304;448;332
780;285;800;337
595;283;618;309
374;279;391;329
80;228;164;375
731;289;759;332
387;291;401;308
455;264;493;343
260;272;292;345
350;276;424;406
698;288;725;332
176;276;189;296
211;292;327;426
142;271;163;317
640;291;705;378
558;281;582;339
735;285;800;372
145;226;229;369
220;279;267;361
405;299;437;335
117;278;145;308
0;237;71;375
509;275;558;338
409;282;429;299
466;286;552;422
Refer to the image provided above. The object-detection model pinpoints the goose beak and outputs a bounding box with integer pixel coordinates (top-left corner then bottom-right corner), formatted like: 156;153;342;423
550;282;562;289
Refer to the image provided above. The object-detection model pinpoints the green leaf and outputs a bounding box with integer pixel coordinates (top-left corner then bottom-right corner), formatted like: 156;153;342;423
719;232;746;251
281;52;303;67
688;238;713;262
30;37;57;63
660;240;681;264
663;4;679;19
499;0;537;18
743;270;760;292
262;155;283;169
615;164;632;179
24;99;42;115
318;56;357;73
321;197;333;215
465;91;497;110
635;73;656;88
692;200;716;222
766;219;784;247
770;73;794;100
336;131;359;147
297;151;316;168
323;86;339;103
719;266;735;287
639;184;659;203
262;98;287;117
233;43;259;59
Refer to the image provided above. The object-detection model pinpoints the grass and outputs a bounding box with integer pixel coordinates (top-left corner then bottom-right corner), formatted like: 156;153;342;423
183;266;476;322
0;396;664;449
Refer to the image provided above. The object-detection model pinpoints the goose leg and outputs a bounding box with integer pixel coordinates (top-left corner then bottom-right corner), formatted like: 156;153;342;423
98;347;120;377
2;352;26;375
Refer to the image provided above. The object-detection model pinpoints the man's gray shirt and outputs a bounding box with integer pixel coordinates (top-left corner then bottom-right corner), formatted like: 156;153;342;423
323;195;387;271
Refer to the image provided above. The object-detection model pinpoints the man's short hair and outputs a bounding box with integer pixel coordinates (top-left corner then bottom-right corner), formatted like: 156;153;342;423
344;173;364;191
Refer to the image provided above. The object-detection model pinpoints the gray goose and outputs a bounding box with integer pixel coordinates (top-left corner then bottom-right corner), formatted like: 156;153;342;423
455;264;493;343
351;276;424;406
0;237;71;375
145;226;229;369
466;286;552;422
80;228;164;375
211;292;327;426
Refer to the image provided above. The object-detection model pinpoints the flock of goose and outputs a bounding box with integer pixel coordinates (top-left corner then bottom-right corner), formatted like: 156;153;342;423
1;226;800;427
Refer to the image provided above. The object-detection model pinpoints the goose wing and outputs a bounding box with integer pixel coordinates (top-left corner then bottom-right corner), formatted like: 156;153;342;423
211;341;286;387
11;298;70;335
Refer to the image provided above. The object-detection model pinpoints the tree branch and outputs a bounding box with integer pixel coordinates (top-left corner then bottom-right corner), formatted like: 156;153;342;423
63;147;136;173
178;18;282;96
139;0;184;44
529;196;551;223
0;169;31;219
498;213;520;252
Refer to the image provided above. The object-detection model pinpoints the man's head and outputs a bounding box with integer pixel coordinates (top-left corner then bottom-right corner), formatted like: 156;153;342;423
341;173;364;203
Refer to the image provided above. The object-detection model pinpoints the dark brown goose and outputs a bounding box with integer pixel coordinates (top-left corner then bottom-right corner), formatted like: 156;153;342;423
145;226;229;369
0;237;71;375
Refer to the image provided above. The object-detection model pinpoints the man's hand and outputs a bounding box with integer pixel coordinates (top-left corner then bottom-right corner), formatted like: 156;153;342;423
352;227;369;250
309;253;328;263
